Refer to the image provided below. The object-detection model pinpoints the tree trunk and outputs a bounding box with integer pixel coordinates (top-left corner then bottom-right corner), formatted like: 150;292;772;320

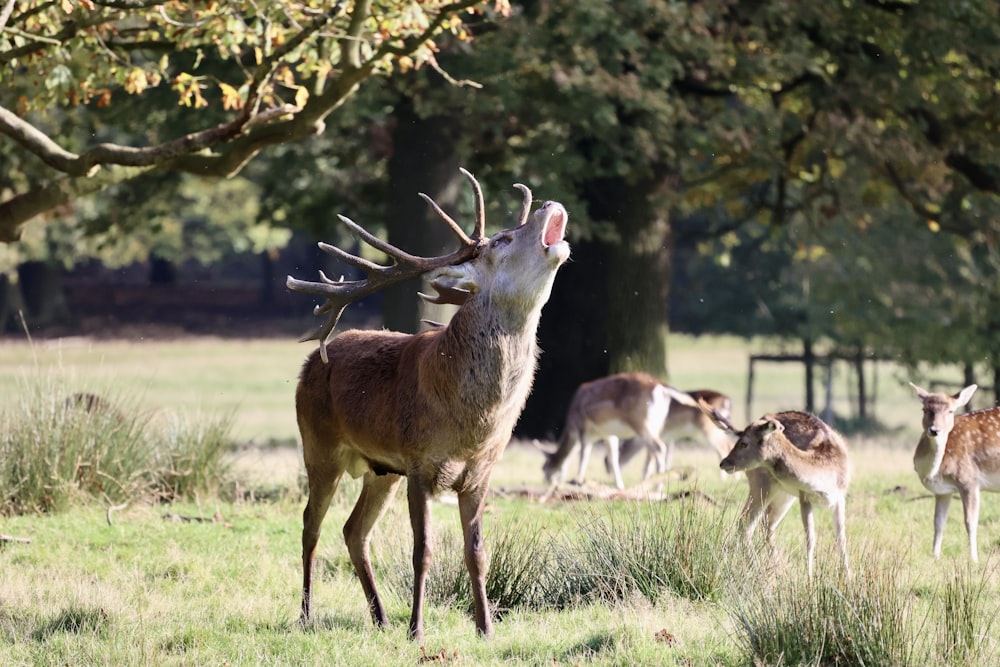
383;98;462;334
517;237;612;440
17;260;69;328
803;337;815;413
517;175;673;441
585;175;670;376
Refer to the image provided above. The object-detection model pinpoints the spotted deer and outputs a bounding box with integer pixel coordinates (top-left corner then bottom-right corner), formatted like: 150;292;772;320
909;383;1000;561
541;372;701;490
701;401;851;578
286;170;570;640
610;389;734;479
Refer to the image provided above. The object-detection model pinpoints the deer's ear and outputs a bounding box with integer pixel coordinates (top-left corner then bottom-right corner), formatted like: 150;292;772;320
762;418;784;435
955;384;978;408
419;267;479;306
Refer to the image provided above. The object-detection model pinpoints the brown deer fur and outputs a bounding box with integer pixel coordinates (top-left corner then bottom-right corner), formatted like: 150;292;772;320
295;199;569;640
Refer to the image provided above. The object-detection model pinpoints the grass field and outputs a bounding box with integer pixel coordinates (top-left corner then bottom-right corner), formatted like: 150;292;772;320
1;333;998;665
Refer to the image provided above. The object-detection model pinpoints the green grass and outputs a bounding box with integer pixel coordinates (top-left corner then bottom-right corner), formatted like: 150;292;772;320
1;334;1000;665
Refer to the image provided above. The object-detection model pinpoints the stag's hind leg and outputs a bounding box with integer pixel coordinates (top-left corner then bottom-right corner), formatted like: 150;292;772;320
343;471;403;628
301;456;346;625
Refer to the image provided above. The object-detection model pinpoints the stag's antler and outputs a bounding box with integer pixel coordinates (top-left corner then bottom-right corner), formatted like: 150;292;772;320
287;168;504;362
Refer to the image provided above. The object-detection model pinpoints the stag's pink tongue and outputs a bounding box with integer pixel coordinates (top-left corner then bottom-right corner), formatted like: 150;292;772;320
543;210;566;247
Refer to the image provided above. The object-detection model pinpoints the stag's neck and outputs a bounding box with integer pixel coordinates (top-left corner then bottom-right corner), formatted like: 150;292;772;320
429;297;542;416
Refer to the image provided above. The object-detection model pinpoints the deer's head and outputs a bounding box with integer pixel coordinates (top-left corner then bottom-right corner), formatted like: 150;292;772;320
422;200;569;313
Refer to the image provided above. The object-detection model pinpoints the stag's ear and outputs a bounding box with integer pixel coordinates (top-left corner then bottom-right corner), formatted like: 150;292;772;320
419;266;479;306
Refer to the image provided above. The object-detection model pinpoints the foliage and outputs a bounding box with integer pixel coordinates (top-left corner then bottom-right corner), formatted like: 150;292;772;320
727;558;917;666
0;377;233;515
0;0;508;241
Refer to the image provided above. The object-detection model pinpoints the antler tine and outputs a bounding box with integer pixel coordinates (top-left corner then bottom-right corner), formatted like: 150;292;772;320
459;167;486;241
417;193;474;245
287;170;490;362
512;183;532;227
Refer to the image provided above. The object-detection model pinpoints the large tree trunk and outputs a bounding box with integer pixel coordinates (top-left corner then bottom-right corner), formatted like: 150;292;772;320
517;237;612;440
17;260;69;328
517;175;673;441
585;176;671;376
383;98;462;334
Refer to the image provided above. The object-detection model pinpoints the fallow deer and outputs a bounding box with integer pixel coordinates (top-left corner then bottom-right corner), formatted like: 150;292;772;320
541;372;700;490
286;169;570;640
701;401;851;579
610;389;734;480
909;383;1000;561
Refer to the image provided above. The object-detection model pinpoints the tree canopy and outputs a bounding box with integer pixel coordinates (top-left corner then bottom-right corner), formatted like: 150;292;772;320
0;0;507;242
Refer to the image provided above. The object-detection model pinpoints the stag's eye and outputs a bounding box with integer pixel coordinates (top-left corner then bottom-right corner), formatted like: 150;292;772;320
489;234;512;249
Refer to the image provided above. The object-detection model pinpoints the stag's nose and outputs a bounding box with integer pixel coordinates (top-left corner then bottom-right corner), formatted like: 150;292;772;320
928;427;939;437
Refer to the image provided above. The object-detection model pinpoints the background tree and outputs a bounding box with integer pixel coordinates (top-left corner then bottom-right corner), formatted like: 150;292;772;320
0;0;507;241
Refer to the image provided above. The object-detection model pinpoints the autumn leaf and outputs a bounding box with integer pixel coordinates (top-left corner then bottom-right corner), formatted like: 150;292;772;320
219;82;244;111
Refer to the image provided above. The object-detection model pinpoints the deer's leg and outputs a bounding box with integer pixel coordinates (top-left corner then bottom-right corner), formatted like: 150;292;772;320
407;476;434;641
343;471;403;628
799;496;816;580
763;491;796;559
932;493;952;558
301;460;345;624
832;497;849;576
960;486;981;562
605;436;625;490
575;435;593;484
741;471;771;543
458;488;493;637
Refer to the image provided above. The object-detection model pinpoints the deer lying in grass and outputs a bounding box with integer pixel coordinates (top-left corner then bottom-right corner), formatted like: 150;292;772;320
609;389;734;480
701;401;851;578
541;372;701;490
909;383;1000;561
286;169;570;640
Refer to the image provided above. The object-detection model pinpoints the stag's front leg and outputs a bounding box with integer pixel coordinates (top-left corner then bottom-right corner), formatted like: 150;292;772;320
343;472;402;628
407;476;434;641
458;488;493;637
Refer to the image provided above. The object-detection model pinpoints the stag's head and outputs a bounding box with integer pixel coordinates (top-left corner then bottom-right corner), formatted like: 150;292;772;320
422;200;569;313
287;169;569;361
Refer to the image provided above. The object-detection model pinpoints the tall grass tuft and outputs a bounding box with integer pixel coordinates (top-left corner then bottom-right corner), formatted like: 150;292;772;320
939;563;997;666
383;515;566;617
152;412;233;502
727;552;918;666
573;495;732;604
0;377;233;515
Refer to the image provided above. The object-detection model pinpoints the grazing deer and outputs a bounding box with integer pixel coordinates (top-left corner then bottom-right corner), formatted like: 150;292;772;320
701;401;851;579
610;389;734;479
286;169;570;640
909;383;1000;561
541;372;700;490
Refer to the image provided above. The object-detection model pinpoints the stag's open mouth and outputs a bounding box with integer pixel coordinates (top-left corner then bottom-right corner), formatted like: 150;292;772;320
541;204;567;248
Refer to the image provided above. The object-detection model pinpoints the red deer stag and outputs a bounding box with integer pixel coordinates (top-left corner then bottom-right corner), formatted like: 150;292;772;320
286;169;569;640
541;372;700;490
909;383;1000;561
700;401;851;579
